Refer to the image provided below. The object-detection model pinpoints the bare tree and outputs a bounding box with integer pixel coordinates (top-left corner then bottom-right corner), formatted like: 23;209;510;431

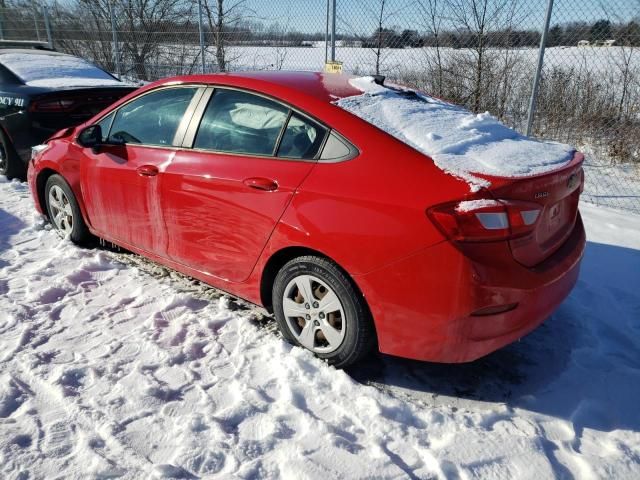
52;0;190;81
119;0;188;80
336;0;410;75
448;0;510;112
493;0;527;121
372;0;388;75
418;0;446;96
199;0;249;72
53;1;116;73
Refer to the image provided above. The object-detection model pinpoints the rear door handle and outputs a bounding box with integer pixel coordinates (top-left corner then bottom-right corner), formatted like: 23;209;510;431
243;177;278;191
137;165;159;177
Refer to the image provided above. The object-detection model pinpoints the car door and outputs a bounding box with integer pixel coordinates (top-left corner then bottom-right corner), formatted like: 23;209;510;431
162;87;328;282
80;86;202;254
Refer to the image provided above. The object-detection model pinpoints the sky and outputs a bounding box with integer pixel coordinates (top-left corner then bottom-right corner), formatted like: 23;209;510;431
247;0;640;35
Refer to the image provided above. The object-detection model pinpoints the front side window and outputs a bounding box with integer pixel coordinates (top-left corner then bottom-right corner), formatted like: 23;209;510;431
109;87;197;146
96;112;114;142
194;89;288;156
277;113;326;159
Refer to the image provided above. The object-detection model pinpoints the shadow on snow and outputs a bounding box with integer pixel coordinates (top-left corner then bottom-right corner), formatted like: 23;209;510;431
0;207;26;267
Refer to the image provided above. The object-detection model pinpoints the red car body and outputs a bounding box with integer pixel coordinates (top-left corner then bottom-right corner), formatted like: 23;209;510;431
28;71;586;363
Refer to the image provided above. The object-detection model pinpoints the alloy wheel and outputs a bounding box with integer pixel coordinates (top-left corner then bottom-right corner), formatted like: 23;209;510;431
48;185;74;236
282;274;346;353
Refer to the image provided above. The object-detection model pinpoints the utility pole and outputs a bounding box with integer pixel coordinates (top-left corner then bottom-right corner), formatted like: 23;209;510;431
330;0;336;61
198;0;206;73
109;1;122;78
43;7;53;49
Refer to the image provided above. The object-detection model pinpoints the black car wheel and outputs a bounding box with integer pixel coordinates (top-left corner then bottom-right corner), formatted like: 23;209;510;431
0;130;26;181
272;255;376;368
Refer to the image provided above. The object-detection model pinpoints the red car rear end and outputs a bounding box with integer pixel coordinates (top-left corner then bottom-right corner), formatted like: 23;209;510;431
357;152;585;362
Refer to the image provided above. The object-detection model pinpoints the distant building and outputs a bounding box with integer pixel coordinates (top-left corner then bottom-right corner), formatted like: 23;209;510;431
577;40;590;47
604;39;616;47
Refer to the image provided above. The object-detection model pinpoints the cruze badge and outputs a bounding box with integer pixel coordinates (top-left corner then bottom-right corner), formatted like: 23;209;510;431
534;191;549;199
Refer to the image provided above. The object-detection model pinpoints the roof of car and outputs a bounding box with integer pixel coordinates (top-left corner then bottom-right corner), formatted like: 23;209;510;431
159;71;363;104
0;48;71;57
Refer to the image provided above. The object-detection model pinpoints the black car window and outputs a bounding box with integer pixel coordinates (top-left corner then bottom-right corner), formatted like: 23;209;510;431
277;113;326;160
194;89;288;156
109;87;197;146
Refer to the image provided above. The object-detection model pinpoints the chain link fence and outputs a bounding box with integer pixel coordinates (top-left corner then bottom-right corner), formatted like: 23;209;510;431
1;0;639;213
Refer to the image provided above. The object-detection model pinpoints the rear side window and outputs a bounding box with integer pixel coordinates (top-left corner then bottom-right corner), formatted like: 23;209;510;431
277;113;326;159
194;89;288;156
109;87;197;146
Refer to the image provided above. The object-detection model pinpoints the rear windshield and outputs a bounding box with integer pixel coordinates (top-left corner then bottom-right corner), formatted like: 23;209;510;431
0;53;122;88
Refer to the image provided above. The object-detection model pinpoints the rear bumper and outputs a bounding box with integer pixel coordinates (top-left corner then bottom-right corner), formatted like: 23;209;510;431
4;116;59;163
355;212;586;363
5;113;90;163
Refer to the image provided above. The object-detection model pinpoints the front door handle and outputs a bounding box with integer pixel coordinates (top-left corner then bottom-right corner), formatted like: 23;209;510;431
243;177;278;191
137;165;159;177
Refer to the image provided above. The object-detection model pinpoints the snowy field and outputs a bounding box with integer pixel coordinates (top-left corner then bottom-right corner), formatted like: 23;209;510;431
0;174;639;478
166;45;640;76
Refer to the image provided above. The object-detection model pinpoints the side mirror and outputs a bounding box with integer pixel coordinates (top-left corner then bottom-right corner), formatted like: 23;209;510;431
77;124;102;151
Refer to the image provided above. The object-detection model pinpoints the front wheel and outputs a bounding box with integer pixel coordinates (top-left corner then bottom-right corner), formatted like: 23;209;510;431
272;255;376;368
44;174;92;245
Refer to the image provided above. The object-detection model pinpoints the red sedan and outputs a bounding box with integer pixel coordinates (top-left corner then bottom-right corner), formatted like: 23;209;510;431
28;72;586;367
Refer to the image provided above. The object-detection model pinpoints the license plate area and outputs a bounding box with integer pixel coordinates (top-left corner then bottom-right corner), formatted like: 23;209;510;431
547;201;564;232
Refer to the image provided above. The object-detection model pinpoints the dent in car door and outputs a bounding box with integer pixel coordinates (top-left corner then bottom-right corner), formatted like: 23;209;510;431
162;88;323;282
80;86;202;254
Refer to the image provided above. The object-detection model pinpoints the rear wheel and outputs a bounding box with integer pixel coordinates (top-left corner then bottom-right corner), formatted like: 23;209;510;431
272;255;375;368
0;130;25;180
44;174;91;245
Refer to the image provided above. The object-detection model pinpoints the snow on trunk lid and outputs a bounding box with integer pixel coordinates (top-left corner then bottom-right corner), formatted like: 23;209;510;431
335;76;575;192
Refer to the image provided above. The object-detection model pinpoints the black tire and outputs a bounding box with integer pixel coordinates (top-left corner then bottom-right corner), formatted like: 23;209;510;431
272;255;376;368
44;174;92;245
0;130;26;181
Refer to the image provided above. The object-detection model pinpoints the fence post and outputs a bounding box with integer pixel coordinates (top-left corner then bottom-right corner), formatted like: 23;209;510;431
108;1;122;79
330;0;336;61
324;0;329;64
43;6;53;49
198;0;206;73
526;0;555;137
33;6;41;41
0;7;4;40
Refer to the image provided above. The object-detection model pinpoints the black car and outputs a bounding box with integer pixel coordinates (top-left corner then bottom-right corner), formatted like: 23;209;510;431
0;45;137;179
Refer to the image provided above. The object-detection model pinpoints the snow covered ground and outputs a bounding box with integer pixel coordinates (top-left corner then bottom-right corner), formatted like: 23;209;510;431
0;176;639;479
153;45;640;79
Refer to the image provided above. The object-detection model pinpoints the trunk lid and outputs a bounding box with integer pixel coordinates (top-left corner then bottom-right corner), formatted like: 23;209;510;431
482;152;584;267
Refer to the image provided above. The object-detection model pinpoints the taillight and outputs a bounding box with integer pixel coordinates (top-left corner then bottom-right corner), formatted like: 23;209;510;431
427;199;542;243
29;99;76;112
